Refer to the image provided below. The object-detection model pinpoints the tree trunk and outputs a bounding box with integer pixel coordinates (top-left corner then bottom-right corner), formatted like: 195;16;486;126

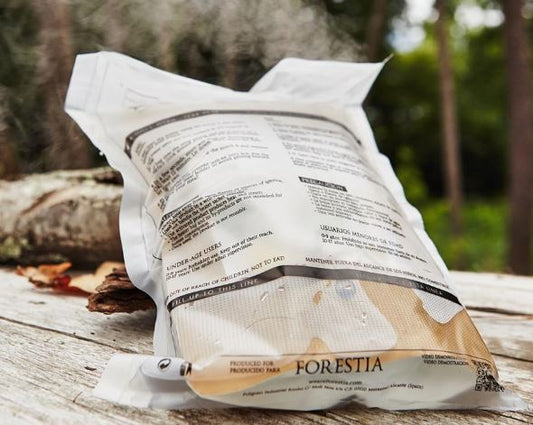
104;0;127;52
0;86;19;179
435;0;464;239
502;0;533;275
156;0;174;71
0;168;122;266
365;0;387;62
34;0;91;170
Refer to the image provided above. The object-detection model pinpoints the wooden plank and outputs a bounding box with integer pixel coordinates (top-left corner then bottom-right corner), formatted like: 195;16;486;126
0;316;191;425
3;268;532;347
1;267;532;424
0;268;154;354
3;268;531;327
490;355;533;404
3;268;532;363
469;312;533;362
1;313;531;425
451;271;533;315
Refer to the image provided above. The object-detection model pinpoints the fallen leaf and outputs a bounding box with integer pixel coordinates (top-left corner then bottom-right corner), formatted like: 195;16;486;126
70;261;124;293
16;261;124;295
18;262;152;311
16;262;72;288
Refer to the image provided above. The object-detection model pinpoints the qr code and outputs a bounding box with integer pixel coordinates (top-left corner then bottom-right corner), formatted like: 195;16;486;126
473;361;505;392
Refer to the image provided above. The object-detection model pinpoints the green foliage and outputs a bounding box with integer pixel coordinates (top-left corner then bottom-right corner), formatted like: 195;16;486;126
456;26;507;195
0;0;517;198
0;1;36;88
420;199;507;271
0;0;529;273
369;20;514;199
320;0;406;56
70;1;160;65
371;41;443;195
0;0;43;171
395;145;429;206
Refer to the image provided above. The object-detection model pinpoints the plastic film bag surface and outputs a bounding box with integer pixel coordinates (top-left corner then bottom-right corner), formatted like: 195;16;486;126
65;52;526;411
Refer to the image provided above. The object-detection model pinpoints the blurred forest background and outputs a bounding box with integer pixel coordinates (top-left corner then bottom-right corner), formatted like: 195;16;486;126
1;0;532;274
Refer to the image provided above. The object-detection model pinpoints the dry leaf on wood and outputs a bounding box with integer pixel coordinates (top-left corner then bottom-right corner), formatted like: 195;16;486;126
17;261;153;313
70;261;124;293
16;261;125;296
16;262;76;292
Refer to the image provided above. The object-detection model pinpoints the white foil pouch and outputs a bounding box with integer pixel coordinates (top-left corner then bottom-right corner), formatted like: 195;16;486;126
65;52;525;411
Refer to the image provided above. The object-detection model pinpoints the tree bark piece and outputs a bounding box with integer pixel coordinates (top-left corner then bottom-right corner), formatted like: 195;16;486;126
502;0;533;275
87;267;154;314
0;167;123;266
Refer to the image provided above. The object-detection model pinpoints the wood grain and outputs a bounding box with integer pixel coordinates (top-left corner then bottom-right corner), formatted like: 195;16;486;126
1;268;531;424
451;270;533;315
0;269;154;354
468;311;533;362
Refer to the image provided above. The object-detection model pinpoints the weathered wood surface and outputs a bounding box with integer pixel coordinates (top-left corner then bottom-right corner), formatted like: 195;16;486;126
451;270;533;315
1;268;531;425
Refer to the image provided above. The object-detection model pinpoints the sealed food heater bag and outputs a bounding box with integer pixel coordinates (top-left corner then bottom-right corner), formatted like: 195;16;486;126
65;52;525;411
